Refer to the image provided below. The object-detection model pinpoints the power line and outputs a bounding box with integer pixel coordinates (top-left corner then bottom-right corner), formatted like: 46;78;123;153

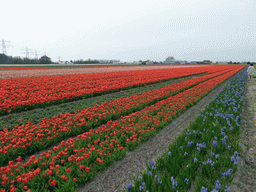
30;50;41;59
0;39;13;55
21;47;34;59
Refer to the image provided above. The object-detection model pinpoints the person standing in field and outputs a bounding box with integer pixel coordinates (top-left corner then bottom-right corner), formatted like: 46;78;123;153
247;63;255;80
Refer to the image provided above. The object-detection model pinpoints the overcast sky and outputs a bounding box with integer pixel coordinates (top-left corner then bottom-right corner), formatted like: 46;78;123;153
1;0;256;62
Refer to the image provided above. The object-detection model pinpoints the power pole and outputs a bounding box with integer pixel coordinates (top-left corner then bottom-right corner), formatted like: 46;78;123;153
21;47;34;59
0;39;13;55
31;50;41;60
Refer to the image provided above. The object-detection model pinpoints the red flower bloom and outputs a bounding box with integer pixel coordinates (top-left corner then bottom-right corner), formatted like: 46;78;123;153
79;165;85;169
46;170;52;175
66;168;71;173
86;167;90;172
50;180;57;187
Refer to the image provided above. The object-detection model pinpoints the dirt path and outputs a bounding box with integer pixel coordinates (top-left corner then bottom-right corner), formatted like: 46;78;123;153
229;77;256;192
75;74;238;192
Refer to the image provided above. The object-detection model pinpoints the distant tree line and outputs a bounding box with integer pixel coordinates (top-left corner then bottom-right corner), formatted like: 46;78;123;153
0;54;52;64
73;59;99;64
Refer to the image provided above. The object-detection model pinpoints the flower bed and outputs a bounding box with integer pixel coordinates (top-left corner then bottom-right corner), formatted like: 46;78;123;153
0;66;237;116
124;67;246;192
0;66;243;192
0;68;233;166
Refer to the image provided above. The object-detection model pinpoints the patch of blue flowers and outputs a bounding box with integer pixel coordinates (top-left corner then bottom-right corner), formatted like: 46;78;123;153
124;67;247;192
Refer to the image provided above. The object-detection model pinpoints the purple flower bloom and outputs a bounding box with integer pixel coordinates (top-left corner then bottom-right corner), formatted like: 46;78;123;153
150;160;154;167
172;179;177;189
211;151;215;156
194;158;198;163
126;184;132;192
168;152;172;156
213;141;218;148
228;146;231;150
179;146;183;150
201;186;207;192
225;186;230;192
139;185;144;191
207;159;212;164
215;180;221;189
138;176;142;181
215;154;220;159
148;171;152;177
188;141;193;148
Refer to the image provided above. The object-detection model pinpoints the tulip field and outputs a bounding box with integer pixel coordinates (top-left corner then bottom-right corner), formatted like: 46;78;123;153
0;65;246;192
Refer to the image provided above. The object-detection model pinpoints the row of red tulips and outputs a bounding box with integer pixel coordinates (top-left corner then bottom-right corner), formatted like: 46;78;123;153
0;66;122;71
0;66;244;192
0;66;237;116
0;67;235;166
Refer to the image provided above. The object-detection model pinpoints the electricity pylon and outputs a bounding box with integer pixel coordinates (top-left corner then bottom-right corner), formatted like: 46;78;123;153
21;47;34;59
30;50;41;60
1;39;13;55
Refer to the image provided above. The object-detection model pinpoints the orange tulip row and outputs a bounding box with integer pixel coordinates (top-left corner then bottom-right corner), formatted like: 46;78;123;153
0;66;236;116
0;66;235;166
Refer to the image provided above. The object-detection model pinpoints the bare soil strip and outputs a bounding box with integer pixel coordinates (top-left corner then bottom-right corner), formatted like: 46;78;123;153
75;73;238;192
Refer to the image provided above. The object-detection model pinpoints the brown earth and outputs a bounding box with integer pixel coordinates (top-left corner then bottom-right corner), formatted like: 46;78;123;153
75;73;244;192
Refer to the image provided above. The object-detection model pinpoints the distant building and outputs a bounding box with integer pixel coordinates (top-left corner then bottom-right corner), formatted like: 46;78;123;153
218;61;229;64
164;56;175;64
58;61;73;64
190;61;201;64
98;59;120;64
146;61;153;65
164;56;187;64
203;60;212;64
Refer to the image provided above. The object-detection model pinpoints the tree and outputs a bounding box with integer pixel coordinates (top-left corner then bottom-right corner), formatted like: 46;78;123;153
0;54;9;64
39;55;52;64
